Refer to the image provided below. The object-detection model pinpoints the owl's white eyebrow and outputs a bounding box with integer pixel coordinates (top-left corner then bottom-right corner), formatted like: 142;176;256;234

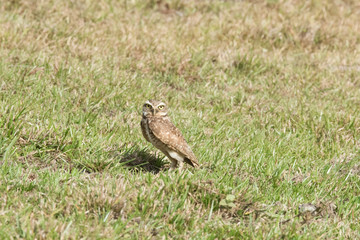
157;104;165;107
144;100;152;105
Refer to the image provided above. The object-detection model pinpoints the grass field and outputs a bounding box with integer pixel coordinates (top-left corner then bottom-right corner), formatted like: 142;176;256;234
1;0;360;239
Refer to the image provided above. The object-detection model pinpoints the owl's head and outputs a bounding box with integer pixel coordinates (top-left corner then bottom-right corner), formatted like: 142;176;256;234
142;100;168;117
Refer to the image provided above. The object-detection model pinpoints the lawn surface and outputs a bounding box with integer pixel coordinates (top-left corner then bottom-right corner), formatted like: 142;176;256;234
0;0;360;239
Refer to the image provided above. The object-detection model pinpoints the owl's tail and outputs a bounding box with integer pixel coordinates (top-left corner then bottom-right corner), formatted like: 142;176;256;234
184;157;200;168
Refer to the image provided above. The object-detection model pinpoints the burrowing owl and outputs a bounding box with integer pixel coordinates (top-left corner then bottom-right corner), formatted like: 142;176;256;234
140;100;199;170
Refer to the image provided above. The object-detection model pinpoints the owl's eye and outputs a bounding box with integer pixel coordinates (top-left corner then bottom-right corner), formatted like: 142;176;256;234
144;104;152;108
158;105;165;110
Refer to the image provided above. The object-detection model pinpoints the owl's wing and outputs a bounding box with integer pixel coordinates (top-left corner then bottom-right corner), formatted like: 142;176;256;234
148;117;199;168
140;119;151;142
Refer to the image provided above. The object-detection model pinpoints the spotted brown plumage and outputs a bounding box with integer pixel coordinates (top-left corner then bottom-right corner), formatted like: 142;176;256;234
140;100;199;170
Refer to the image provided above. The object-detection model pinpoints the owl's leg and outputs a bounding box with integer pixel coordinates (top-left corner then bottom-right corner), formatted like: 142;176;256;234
178;161;184;172
169;158;178;170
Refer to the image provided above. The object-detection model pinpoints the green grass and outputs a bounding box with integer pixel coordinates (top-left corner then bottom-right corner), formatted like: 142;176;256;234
1;0;360;238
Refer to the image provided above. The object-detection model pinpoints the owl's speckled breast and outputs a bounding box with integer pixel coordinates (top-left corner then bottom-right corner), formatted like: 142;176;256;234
143;118;169;153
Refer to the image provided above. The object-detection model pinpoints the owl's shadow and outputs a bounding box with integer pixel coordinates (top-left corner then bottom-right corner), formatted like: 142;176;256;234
118;147;166;174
